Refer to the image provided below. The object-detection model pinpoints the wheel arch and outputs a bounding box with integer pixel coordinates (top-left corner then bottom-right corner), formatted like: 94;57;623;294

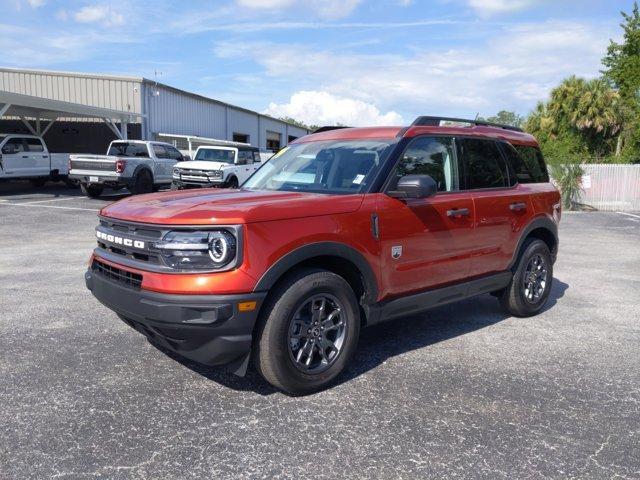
253;242;379;325
510;216;558;270
132;164;154;183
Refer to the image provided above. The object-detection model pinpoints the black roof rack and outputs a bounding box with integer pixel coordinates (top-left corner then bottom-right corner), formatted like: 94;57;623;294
313;126;352;134
411;116;523;132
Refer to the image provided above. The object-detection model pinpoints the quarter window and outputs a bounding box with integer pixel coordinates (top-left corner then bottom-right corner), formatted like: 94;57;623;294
513;145;549;183
460;138;509;190
393;136;459;192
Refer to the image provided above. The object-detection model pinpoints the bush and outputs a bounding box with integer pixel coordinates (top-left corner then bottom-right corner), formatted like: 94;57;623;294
549;163;585;210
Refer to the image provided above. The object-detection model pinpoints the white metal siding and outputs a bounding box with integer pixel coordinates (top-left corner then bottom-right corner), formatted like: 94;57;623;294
145;84;226;139
0;69;142;114
228;109;259;144
579;164;640;212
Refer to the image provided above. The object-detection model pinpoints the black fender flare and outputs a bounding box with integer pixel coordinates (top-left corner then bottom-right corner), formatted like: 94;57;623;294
129;164;154;186
509;216;559;270
253;241;379;303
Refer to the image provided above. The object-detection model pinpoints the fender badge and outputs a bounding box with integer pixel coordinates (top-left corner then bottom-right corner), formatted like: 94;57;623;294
391;246;402;259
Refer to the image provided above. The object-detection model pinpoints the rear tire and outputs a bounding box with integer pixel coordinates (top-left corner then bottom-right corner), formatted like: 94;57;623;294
81;183;103;198
129;170;154;195
253;269;360;395
500;239;553;317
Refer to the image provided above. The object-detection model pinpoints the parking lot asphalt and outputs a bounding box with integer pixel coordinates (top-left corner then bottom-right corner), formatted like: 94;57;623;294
1;181;639;479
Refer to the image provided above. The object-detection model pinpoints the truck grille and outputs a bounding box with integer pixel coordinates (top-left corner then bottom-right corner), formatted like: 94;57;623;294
70;160;115;171
96;219;164;266
176;169;222;183
92;259;142;289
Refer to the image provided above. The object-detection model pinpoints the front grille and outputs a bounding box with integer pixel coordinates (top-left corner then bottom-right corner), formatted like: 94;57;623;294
176;169;222;182
97;219;163;265
70;160;115;171
92;259;142;289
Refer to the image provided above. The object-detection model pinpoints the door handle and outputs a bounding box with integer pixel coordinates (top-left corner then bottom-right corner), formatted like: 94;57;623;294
510;202;527;212
447;208;470;218
22;155;29;158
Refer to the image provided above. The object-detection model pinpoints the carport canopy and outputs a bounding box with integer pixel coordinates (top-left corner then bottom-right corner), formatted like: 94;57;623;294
0;90;145;140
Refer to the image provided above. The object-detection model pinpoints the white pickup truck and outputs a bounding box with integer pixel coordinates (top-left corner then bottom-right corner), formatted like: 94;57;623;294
69;140;186;198
171;144;261;189
0;134;73;186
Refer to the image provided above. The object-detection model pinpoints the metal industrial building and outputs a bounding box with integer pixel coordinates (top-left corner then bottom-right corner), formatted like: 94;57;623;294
0;67;309;154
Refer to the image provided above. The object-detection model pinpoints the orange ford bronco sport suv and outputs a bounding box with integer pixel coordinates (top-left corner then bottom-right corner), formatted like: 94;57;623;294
85;116;561;394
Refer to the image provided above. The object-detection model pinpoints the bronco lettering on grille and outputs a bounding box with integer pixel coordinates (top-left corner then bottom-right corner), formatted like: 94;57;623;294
96;231;145;249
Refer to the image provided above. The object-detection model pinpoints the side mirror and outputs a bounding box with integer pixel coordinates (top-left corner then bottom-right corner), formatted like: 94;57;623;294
181;155;191;162
389;174;438;199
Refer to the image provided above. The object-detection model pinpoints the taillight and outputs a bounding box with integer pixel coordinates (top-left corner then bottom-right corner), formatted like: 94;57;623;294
115;159;126;173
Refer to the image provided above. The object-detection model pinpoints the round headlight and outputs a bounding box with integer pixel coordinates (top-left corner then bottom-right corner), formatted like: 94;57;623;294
208;231;236;264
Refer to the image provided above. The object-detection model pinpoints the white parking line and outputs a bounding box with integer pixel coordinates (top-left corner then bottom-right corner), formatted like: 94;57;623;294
616;211;640;220
0;202;98;212
19;196;84;204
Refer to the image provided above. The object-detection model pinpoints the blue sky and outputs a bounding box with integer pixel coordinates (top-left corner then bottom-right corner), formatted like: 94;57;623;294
0;0;634;126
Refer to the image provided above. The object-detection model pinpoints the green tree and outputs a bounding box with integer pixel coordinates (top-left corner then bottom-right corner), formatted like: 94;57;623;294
481;110;524;128
602;2;640;159
279;116;320;132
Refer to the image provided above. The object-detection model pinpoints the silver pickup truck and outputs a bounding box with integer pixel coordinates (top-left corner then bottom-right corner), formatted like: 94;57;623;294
69;140;186;198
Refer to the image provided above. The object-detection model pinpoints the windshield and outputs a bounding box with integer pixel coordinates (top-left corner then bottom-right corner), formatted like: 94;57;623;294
243;139;394;194
194;148;235;163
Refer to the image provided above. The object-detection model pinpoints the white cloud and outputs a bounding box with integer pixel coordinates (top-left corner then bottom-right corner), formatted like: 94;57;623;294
264;91;404;126
27;0;46;7
74;5;124;26
235;0;362;19
467;0;534;16
216;20;614;118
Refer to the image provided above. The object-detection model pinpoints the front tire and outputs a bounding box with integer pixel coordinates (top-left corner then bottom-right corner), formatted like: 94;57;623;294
253;269;361;395
80;183;103;198
500;239;553;317
225;176;239;189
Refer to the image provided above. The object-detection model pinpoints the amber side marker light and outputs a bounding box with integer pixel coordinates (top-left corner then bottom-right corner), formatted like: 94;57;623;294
238;301;257;312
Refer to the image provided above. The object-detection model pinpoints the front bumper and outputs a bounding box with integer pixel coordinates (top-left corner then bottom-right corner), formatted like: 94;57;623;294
172;178;223;189
85;267;266;370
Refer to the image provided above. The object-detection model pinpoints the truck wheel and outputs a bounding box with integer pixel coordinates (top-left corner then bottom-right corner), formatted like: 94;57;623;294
225;176;239;189
499;239;553;317
30;178;47;188
253;269;360;395
81;183;103;198
129;170;153;195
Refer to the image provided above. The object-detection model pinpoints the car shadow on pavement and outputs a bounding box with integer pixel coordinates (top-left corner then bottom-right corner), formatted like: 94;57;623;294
151;279;569;396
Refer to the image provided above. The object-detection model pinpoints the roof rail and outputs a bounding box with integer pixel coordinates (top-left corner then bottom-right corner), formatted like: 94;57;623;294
313;126;352;134
411;116;523;132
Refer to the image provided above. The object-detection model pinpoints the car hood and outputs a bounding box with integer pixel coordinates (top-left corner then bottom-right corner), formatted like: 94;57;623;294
100;189;366;225
176;160;231;171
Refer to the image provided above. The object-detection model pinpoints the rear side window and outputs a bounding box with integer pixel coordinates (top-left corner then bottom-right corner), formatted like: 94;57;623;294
512;145;549;183
108;142;149;158
459;138;510;190
25;138;45;152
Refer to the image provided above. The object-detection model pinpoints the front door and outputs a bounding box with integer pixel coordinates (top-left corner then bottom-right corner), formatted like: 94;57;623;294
377;136;476;299
0;137;30;177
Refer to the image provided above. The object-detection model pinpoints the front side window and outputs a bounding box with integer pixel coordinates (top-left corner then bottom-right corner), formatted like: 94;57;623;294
165;146;183;160
243;139;394;194
108;142;149;158
392;136;459;192
460;138;509;189
2;138;25;153
194;148;236;163
152;144;168;159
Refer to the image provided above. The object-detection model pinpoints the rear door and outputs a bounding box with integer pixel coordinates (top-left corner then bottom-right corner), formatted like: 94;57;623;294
236;149;255;183
25;137;50;175
458;138;532;277
377;136;476;297
0;137;30;177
